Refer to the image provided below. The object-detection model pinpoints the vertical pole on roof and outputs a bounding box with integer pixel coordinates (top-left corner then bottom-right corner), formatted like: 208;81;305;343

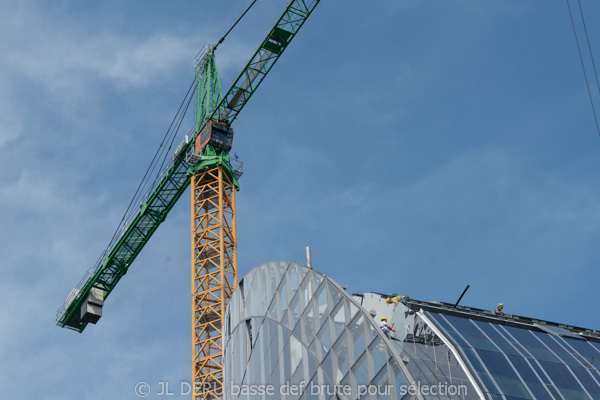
454;285;470;308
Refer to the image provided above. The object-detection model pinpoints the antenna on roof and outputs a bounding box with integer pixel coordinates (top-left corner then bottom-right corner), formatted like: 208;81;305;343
305;246;312;268
454;284;470;308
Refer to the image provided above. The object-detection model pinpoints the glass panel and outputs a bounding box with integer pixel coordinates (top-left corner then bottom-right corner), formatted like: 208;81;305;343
331;332;350;383
251;282;259;317
505;354;543;383
318;319;332;355
270;337;281;375
271;359;281;395
564;337;600;362
314;283;329;330
293;318;303;340
279;278;289;310
492;376;533;399
276;262;287;288
309;337;323;361
340;366;355;400
390;361;409;400
478;372;503;396
231;289;240;329
370;363;391;400
331;300;346;340
322;352;335;386
529;359;552;385
473;320;509;341
525;345;562;364
444;314;486;337
316;369;334;400
525;381;554;400
267;292;280;321
461;346;488;374
289;263;300;300
365;315;377;339
282;339;292;383
307;350;317;380
291;335;304;377
282;310;292;330
301;304;316;348
328;281;342;309
427;312;456;333
299;272;314;311
494;339;526;357
268;320;278;347
289;292;301;329
462;334;503;352
352;353;370;392
297;265;309;288
538;360;582;390
256;266;268;316
266;263;278;305
242;270;254;300
476;348;520;379
368;337;388;381
244;287;254;319
503;326;547;349
570;366;600;395
350;316;367;364
348;299;359;321
542;384;561;399
557;388;592;400
292;360;305;398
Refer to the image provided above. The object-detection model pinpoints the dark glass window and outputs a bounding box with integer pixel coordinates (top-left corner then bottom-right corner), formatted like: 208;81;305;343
505;354;541;383
472;320;508;342
476;349;519;379
529;359;552;385
503;326;547;349
462;334;502;352
444;314;486;337
538;360;582;390
564;337;600;361
570;365;600;395
493;376;532;399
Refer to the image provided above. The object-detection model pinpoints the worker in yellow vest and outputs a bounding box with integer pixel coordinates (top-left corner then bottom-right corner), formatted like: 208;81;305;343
386;295;409;306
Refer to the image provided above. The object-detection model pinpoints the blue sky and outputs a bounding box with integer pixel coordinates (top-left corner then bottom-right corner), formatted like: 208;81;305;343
1;0;600;398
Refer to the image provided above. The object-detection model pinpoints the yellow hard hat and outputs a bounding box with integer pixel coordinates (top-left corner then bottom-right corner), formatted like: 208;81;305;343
381;316;387;320
498;303;503;307
386;298;390;304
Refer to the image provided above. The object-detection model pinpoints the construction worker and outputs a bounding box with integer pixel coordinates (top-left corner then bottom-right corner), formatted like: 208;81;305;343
495;303;504;315
386;295;409;306
380;316;395;339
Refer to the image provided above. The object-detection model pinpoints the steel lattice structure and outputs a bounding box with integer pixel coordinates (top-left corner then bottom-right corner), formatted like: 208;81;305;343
191;167;237;400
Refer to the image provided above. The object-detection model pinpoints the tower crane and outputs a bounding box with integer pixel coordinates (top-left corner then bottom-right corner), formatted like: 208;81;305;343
56;1;322;399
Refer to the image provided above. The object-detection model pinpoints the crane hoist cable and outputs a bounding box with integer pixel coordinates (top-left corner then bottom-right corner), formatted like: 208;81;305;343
565;0;600;137
575;0;600;96
214;0;258;51
95;76;197;270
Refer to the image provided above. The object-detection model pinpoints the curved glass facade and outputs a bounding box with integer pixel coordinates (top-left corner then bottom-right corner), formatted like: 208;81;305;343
223;261;600;400
224;261;417;400
425;311;600;400
224;261;480;400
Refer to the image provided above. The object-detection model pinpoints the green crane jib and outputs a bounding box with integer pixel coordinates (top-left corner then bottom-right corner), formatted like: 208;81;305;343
57;0;321;332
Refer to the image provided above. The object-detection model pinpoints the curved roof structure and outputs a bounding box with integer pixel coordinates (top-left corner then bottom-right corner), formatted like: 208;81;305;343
223;261;600;400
